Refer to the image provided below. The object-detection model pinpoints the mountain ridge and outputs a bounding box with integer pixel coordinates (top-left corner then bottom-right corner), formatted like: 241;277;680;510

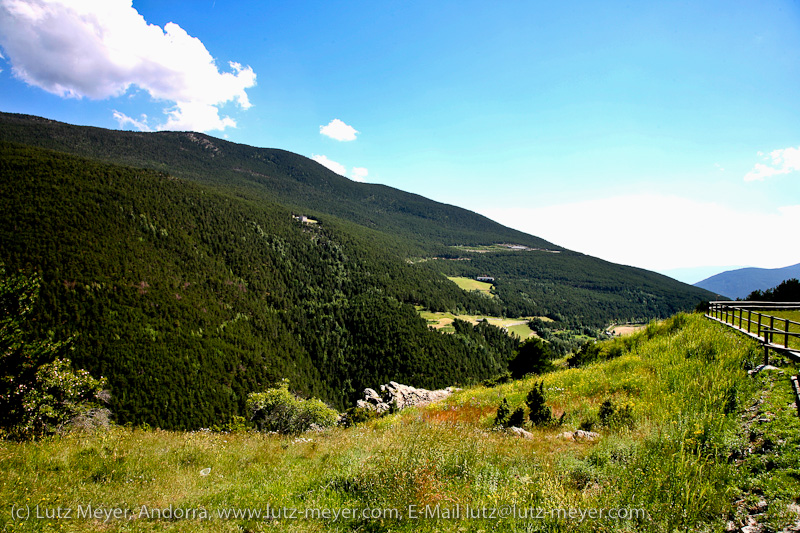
695;263;800;299
0;112;556;251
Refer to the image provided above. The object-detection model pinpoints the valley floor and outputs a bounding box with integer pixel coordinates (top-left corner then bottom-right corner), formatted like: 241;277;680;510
2;313;799;532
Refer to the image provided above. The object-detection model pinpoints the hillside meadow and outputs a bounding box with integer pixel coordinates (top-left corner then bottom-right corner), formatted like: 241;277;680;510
2;313;799;532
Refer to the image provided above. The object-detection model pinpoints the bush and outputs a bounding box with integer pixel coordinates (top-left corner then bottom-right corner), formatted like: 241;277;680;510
340;406;378;428
598;400;615;426
482;371;512;387
247;380;337;434
507;407;526;427
567;341;601;368
13;358;108;439
494;398;526;428
526;381;553;426
598;399;634;430
494;398;512;427
59;407;112;434
578;417;596;432
212;415;249;433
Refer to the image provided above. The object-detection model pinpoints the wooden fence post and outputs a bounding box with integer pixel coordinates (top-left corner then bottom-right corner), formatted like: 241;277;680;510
785;319;790;349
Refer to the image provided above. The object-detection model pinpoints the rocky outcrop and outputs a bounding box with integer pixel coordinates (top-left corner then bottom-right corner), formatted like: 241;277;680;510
356;381;458;413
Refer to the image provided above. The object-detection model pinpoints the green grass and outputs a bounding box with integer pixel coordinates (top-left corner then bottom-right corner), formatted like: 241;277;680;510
735;367;800;530
725;308;800;350
417;307;537;338
763;310;800;350
446;276;495;298
3;313;797;532
507;323;537;340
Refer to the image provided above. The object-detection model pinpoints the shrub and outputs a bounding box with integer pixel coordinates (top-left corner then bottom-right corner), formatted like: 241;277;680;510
507;407;526;427
578;417;596;432
247;380;337;434
598;399;615;426
212;415;249;433
526;381;553;426
598;399;634;430
340;406;378;428
59;407;112;434
567;341;601;368
482;371;512;387
494;398;526;428
494;398;511;427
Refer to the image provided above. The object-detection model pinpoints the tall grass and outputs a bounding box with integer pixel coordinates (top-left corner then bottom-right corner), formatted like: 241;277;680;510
0;313;768;532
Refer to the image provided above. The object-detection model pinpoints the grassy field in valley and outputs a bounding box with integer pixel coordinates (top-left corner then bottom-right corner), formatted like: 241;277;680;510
2;313;799;532
417;307;538;338
447;276;496;298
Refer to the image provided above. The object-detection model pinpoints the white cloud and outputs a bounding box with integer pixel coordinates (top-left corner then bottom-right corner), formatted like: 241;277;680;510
311;154;347;176
0;0;256;132
351;167;368;182
320;119;359;141
160;100;237;132
744;146;800;181
113;110;151;131
478;194;800;272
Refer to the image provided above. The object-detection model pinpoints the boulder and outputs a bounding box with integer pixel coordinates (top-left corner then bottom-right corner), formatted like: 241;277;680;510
559;430;600;441
357;382;458;413
748;364;781;375
509;427;534;439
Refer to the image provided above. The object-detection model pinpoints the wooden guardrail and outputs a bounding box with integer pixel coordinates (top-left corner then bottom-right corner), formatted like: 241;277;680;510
706;301;800;364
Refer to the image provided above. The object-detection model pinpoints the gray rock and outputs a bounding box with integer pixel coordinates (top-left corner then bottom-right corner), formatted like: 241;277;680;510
574;430;600;440
364;388;382;403
748;364;780;375
559;430;600;441
357;382;455;412
509;427;534;439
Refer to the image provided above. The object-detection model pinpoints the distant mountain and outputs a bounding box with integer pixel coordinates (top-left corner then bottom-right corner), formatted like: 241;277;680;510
0;112;715;428
658;265;745;285
694;263;800;299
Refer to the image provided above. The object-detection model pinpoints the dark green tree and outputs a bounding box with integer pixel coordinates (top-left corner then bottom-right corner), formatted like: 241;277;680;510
494;398;511;427
507;406;525;427
526;381;552;426
746;278;800;302
508;338;553;378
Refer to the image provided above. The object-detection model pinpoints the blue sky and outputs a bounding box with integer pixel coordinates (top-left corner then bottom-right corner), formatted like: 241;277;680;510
1;0;799;282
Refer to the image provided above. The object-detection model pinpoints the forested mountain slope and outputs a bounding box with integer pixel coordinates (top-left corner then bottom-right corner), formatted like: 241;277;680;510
0;112;714;325
0;113;715;428
0;112;549;250
0;141;516;428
